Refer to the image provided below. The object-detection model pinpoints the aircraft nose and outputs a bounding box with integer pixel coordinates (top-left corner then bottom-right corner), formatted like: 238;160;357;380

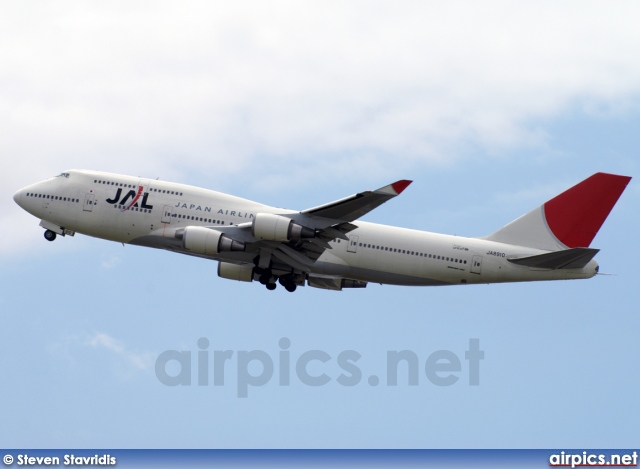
13;188;24;207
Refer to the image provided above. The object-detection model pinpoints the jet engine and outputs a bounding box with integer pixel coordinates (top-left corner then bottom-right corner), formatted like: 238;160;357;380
176;226;245;255
252;213;315;242
218;262;254;282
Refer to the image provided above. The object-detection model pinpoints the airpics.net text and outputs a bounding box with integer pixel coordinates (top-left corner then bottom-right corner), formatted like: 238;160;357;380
155;338;484;397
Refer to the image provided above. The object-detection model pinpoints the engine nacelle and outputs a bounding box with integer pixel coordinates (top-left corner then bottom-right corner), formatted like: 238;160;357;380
218;262;254;282
176;226;245;255
252;213;315;242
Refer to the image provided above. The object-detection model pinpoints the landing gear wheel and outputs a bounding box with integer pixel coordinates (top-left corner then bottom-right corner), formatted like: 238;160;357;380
44;230;57;242
266;283;277;291
259;269;273;285
278;275;297;292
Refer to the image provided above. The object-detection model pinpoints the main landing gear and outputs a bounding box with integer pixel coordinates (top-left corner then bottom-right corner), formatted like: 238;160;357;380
254;265;298;292
44;229;57;242
279;276;297;293
258;271;283;291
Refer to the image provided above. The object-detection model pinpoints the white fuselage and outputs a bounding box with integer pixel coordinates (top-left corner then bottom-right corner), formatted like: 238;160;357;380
13;170;598;287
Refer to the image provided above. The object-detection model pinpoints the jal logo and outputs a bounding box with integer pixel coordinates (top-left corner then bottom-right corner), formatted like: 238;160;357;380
106;186;154;210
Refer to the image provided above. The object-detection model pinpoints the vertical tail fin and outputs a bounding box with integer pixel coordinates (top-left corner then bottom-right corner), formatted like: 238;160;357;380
484;172;632;250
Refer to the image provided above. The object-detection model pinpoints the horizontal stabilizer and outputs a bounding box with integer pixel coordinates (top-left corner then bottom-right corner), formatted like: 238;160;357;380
508;248;600;269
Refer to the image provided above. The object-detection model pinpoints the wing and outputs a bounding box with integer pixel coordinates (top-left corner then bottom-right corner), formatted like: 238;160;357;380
210;179;412;272
302;179;412;222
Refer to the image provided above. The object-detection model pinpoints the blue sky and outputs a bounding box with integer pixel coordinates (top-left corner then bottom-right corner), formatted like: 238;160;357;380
1;2;639;449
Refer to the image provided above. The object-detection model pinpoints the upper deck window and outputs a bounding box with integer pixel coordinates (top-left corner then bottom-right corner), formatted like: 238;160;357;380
55;172;70;178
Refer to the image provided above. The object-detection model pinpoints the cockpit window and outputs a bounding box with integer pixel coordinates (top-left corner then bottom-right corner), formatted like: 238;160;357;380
55;172;70;178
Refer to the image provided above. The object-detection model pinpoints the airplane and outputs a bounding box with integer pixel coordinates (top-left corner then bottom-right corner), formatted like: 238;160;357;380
13;170;631;292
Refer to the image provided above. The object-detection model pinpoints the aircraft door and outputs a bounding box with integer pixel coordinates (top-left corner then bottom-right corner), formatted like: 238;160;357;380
471;255;482;274
83;193;95;212
161;205;173;223
347;235;359;253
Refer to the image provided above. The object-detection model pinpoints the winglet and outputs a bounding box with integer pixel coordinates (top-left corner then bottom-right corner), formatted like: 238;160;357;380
376;180;412;195
391;180;412;195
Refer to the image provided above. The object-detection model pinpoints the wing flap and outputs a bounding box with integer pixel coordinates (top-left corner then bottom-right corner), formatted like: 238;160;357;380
272;249;312;272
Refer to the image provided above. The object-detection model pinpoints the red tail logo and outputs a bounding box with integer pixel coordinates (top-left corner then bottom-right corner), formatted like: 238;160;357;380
544;173;631;248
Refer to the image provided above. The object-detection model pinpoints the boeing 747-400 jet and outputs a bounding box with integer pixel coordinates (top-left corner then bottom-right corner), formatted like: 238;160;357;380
13;170;631;292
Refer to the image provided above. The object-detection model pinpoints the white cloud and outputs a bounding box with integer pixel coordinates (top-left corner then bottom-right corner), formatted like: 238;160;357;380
47;332;154;376
86;332;154;371
101;256;122;270
3;1;640;255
